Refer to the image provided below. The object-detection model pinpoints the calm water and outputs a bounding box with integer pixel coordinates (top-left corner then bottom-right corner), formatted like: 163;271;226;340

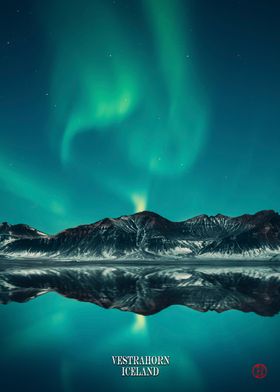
0;260;279;392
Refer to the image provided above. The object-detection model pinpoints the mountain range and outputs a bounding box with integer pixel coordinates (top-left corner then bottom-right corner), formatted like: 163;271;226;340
0;210;280;260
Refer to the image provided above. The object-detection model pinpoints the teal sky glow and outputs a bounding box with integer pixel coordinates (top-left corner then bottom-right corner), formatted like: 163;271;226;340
1;0;279;233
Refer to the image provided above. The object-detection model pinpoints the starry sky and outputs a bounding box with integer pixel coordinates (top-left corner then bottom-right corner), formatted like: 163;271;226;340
1;3;280;391
1;0;280;234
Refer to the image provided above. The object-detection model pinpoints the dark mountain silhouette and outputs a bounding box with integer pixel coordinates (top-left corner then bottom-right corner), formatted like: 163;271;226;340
0;210;280;259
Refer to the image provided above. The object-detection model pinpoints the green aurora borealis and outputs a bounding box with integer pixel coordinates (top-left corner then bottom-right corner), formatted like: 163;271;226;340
1;0;280;234
48;0;207;173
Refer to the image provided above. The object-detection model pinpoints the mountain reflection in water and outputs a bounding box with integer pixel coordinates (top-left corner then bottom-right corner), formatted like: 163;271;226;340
0;259;279;316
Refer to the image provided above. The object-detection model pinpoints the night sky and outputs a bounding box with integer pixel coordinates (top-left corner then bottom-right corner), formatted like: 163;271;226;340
1;0;280;234
1;3;280;391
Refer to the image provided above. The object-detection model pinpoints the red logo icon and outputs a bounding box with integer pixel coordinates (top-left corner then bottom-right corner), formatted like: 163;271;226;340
252;364;267;379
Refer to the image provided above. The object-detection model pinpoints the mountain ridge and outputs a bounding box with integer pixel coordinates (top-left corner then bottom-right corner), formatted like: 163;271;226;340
0;210;279;260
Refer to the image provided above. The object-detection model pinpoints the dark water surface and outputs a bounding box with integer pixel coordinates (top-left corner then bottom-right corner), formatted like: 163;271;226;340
0;258;279;392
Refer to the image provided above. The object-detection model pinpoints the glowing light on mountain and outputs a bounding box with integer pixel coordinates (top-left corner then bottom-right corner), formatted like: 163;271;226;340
131;193;147;213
